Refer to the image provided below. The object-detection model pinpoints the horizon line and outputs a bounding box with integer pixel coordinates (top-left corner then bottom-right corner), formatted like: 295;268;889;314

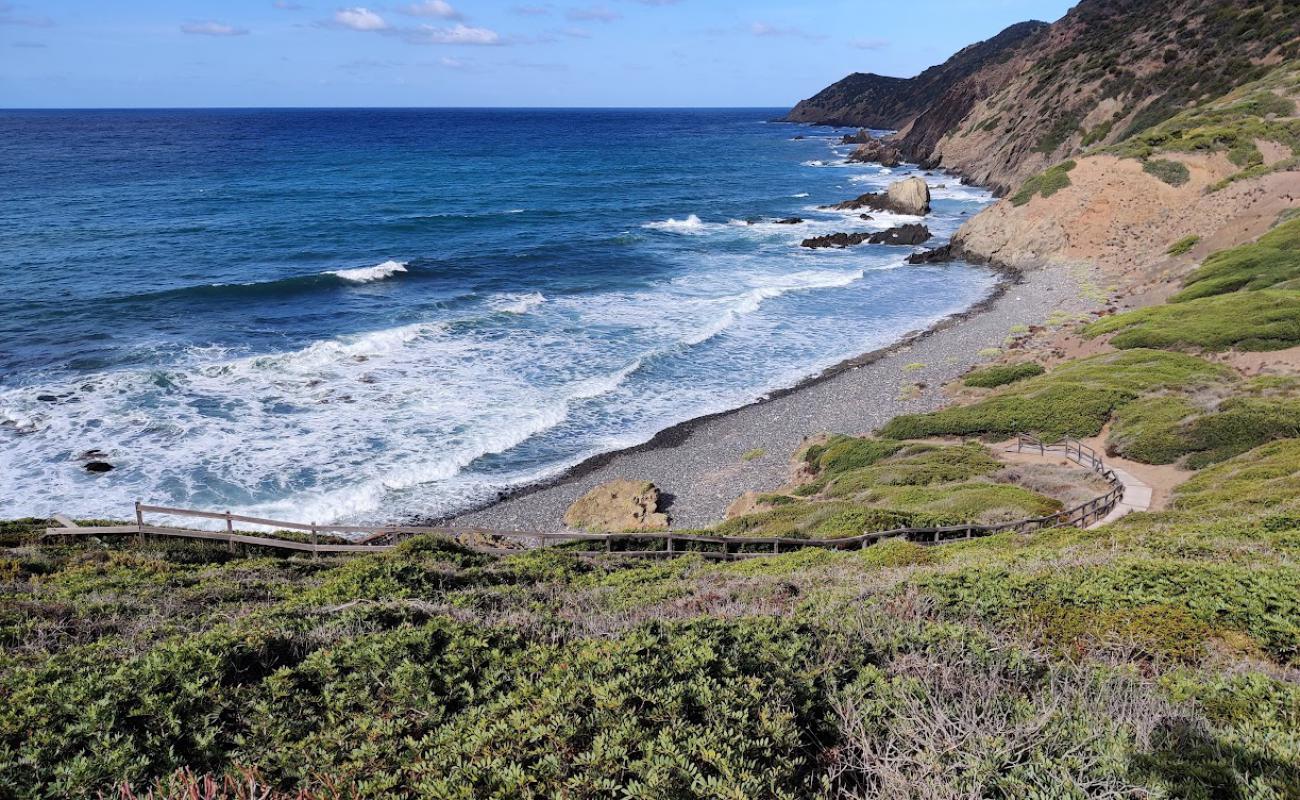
0;105;799;112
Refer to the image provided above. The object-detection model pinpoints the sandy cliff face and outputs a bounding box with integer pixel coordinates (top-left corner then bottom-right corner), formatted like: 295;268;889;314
956;60;1300;288
956;155;1300;287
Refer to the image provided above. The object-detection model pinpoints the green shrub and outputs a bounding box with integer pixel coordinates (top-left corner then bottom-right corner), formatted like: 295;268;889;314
880;350;1228;440
963;362;1045;388
1010;160;1077;206
1166;235;1201;256
1108;395;1200;464
1083;290;1300;351
1142;158;1191;186
1172;218;1300;301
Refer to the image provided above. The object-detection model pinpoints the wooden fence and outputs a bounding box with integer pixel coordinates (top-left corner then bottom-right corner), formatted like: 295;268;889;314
42;434;1124;561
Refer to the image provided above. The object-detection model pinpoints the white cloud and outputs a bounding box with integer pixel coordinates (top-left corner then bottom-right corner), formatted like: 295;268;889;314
180;21;250;36
335;7;387;31
512;4;550;14
439;55;466;68
400;1;462;19
559;26;591;38
408;22;500;44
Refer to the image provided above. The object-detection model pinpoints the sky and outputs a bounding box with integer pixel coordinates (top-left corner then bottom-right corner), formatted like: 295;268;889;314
0;1;1079;108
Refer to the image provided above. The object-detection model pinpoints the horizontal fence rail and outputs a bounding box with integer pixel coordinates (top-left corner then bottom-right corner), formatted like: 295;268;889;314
42;434;1124;561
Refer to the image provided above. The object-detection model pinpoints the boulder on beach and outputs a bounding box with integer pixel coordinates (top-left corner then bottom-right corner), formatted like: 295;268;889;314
563;479;669;533
840;129;873;144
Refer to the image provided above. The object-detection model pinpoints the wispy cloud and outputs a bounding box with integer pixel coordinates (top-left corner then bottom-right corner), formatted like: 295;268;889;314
558;26;591;38
272;1;306;9
404;22;501;44
749;21;825;40
399;0;462;19
0;2;52;27
566;6;618;22
334;7;388;30
181;21;250;36
512;4;551;14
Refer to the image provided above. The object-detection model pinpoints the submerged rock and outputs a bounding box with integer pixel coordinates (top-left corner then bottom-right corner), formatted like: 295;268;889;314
774;217;805;225
801;232;873;249
563;479;669;532
802;223;932;249
84;461;114;473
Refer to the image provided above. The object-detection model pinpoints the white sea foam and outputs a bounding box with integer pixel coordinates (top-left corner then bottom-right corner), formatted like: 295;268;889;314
681;268;867;346
643;214;706;233
802;160;828;167
792;192;810;198
328;259;408;284
490;292;547;314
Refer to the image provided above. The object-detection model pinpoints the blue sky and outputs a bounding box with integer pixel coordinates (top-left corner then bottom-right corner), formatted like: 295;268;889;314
1;1;1078;107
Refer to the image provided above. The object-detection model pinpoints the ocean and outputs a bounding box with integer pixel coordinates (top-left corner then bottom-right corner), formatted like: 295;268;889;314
0;108;996;524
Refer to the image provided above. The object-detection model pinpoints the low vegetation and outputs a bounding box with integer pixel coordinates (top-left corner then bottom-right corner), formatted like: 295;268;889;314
962;361;1044;388
1083;289;1300;351
1172;217;1300;301
1142;158;1191;186
1109;378;1300;468
1010;159;1076;206
880;350;1229;441
1167;234;1201;256
1109;62;1300;190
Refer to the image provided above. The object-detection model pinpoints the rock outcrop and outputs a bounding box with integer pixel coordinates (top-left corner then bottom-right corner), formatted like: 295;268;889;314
784;21;1049;129
828;177;930;216
802;224;932;249
847;139;902;167
563;479;669;532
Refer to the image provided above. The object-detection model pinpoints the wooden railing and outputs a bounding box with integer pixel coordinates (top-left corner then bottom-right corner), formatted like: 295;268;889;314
41;434;1125;561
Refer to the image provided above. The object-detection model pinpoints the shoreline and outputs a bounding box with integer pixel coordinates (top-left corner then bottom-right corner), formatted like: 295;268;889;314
450;257;1097;532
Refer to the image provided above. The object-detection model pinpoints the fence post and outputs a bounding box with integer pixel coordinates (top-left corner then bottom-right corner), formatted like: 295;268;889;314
134;500;144;544
667;536;674;557
226;511;235;553
605;535;612;554
311;522;318;560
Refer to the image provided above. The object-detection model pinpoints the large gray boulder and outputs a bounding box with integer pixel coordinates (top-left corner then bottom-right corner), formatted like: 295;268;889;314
886;176;931;215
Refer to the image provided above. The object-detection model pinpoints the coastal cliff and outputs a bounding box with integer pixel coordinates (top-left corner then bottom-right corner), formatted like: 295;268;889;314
791;0;1300;194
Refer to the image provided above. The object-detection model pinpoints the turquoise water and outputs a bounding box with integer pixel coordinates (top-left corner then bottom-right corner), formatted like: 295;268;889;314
0;109;996;522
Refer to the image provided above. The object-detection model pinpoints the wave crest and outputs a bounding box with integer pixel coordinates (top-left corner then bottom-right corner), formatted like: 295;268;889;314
328;260;408;284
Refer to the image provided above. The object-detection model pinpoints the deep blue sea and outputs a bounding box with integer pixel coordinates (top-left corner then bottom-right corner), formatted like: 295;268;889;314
0;109;996;523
